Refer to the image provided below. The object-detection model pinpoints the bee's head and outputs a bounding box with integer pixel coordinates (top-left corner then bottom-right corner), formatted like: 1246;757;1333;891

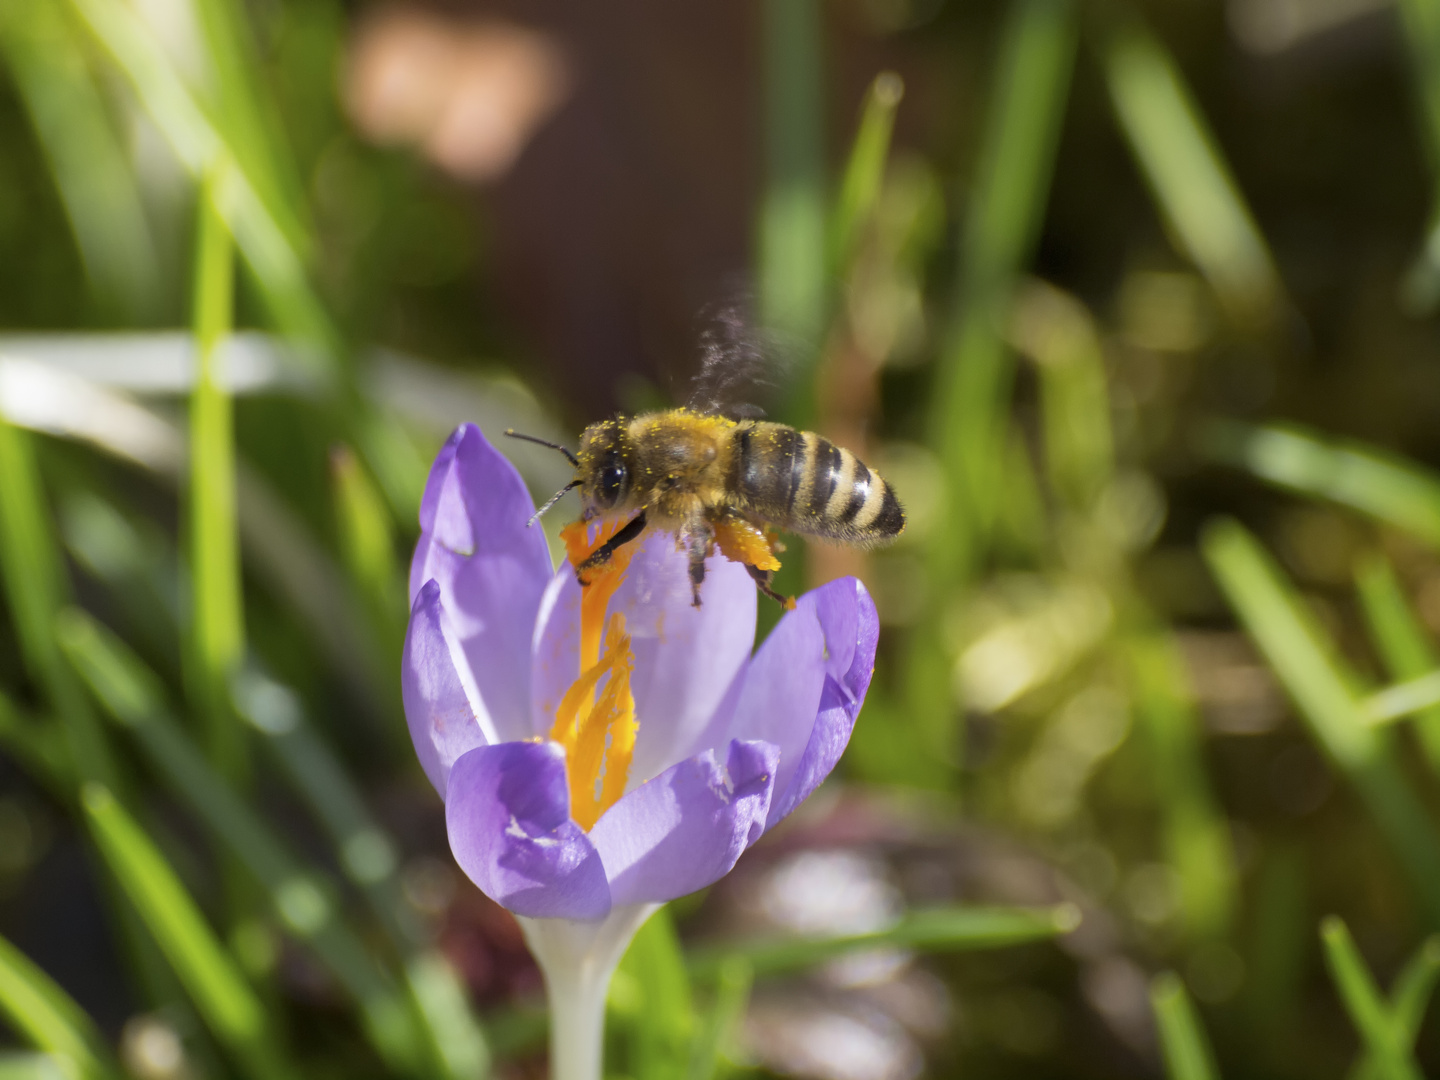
577;420;632;513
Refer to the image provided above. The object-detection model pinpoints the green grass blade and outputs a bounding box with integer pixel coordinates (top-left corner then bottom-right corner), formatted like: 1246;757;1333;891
0;0;160;321
1361;672;1440;725
232;671;490;1079
80;784;299;1080
1206;422;1440;547
686;957;752;1080
1102;19;1279;326
1321;917;1423;1080
0;416;113;788
0;1054;70;1080
402;952;491;1080
188;0;310;259
1128;633;1236;940
1150;973;1220;1080
929;0;1076;572
63;0;336;364
688;903;1077;980
1395;0;1440;311
1013;280;1114;511
56;611;426;1075
830;72;905;274
189;163;246;783
760;0;827;354
615;906;693;1080
1202;519;1440;924
0;934;120;1080
1354;935;1440;1080
0;690;68;793
1354;554;1440;770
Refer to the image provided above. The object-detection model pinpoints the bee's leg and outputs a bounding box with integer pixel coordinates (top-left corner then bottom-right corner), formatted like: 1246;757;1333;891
687;523;712;608
575;511;647;584
744;563;794;610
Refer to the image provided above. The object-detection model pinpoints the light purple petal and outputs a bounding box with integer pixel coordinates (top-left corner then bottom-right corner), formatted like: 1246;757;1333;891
402;580;489;797
531;532;755;776
410;424;554;744
699;589;830;810
588;739;778;907
765;578;879;829
446;742;611;921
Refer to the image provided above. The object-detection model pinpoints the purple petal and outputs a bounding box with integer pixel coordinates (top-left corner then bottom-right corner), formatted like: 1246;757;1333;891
765;578;879;829
531;532;755;775
402;580;489;796
588;739;778;907
446;742;611;921
410;424;554;744
699;589;830;813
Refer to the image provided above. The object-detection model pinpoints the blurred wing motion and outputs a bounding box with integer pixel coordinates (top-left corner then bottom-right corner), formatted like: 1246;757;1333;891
686;299;791;419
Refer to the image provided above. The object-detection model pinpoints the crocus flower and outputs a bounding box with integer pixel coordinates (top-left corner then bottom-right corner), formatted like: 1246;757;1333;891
403;423;878;1080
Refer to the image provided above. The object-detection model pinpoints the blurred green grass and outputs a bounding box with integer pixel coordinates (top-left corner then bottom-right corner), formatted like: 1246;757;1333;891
4;0;1440;1075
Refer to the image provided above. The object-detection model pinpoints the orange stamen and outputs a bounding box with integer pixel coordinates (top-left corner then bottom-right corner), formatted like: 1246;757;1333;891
553;518;644;830
560;517;642;673
548;613;638;830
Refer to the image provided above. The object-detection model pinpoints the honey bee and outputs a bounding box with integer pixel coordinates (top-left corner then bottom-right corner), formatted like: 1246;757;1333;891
509;411;904;608
507;309;904;607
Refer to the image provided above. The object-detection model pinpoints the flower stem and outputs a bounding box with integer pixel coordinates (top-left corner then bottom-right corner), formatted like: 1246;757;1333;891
518;904;659;1080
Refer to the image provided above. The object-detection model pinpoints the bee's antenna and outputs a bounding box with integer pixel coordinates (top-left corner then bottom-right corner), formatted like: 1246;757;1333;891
505;429;580;469
527;480;581;528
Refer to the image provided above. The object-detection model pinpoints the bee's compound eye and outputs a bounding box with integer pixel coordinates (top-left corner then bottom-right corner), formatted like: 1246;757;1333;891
597;458;628;507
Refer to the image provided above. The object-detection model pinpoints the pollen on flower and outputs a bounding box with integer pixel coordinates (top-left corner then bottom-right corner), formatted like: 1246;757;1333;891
561;517;641;673
549;612;638;831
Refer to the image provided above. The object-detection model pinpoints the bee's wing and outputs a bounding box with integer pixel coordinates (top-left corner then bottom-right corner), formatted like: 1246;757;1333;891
686;300;792;420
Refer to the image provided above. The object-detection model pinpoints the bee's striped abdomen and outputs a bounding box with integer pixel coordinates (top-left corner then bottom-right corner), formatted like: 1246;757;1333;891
733;422;904;545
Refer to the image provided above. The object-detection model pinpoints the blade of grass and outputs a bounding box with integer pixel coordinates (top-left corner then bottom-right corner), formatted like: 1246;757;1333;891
232;670;489;1080
1362;673;1440;725
686;956;752;1080
57;610;427;1076
0;690;68;794
830;72;905;276
330;444;405;703
1395;0;1440;311
1010;279;1114;511
615;907;693;1080
64;0;336;365
0;0;160;321
1128;633;1236;940
0;416;114;787
1202;519;1440;924
907;0;1077;780
1205;422;1440;548
1354;554;1440;770
1150;972;1220;1080
0;934;120;1080
687;903;1078;980
0;1054;69;1080
1321;917;1423;1080
930;0;1077;567
188;0;310;259
81;784;300;1080
760;0;827;358
1102;18;1280;326
1351;936;1440;1080
189;162;246;785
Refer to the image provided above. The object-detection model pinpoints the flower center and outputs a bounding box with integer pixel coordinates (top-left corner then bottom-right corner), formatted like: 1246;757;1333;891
551;519;642;830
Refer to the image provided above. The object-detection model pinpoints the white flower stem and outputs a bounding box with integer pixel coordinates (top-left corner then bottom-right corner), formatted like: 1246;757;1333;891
517;904;659;1080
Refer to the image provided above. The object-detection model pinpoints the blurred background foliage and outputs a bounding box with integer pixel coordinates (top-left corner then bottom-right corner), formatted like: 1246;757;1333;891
4;0;1440;1075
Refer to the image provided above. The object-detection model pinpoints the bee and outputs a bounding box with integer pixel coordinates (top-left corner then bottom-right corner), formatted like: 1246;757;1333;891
507;307;904;607
509;412;904;608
